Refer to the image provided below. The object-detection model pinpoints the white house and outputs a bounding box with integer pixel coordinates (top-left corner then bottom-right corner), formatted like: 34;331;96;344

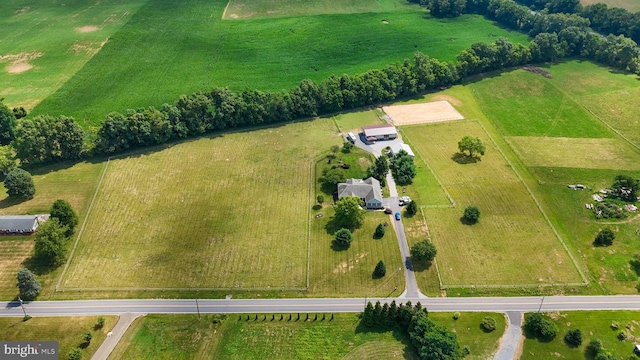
390;143;415;158
337;178;383;209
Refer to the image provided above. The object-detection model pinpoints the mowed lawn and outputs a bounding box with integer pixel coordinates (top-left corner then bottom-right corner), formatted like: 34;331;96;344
403;121;582;286
0;0;147;111
61;118;339;289
223;0;409;19
0;316;118;359
520;311;640;360
32;0;529;124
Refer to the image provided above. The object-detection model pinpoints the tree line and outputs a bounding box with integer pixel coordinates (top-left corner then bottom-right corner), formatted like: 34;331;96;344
0;0;639;166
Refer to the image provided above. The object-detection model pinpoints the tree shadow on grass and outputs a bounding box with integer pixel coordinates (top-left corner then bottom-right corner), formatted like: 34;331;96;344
324;217;344;236
0;196;29;210
21;256;57;276
331;240;350;252
459;216;478;226
451;152;479;165
412;260;432;272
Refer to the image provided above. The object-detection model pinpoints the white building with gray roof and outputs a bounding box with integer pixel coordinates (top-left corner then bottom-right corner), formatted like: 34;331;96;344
337;177;383;209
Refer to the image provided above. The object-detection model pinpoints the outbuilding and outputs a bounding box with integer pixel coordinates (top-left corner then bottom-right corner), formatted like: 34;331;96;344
390;143;415;158
0;215;41;235
361;124;397;141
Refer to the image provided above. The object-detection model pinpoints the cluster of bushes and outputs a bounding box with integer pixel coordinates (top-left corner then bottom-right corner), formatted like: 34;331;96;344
361;301;465;360
67;317;105;360
524;312;558;340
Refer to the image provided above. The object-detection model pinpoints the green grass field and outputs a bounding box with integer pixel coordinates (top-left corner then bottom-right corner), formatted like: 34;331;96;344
581;0;640;11
61;119;339;290
223;0;410;19
0;0;147;111
31;0;529;125
402;120;582;286
521;311;640;360
110;312;504;360
0;240;35;299
471;69;615;138
0;316;118;359
507;136;640;170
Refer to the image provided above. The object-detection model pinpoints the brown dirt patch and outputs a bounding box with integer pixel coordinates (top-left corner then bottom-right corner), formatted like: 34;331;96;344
383;100;464;125
1;52;42;74
75;25;100;33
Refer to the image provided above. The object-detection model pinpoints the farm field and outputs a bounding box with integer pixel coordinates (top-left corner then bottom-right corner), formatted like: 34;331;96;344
110;312;504;360
223;0;409;19
580;0;640;12
468;60;640;293
402;120;583;286
60;118;339;290
0;0;147;111
520;311;640;360
31;0;529;125
0;316;118;359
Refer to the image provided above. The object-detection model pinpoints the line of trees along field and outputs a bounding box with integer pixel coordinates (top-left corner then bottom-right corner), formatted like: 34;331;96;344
1;0;640;166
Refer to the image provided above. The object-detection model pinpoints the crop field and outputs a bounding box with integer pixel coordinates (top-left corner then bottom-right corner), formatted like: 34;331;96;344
0;316;118;359
223;0;408;19
507;136;640;170
402;121;582;286
471;69;616;138
0;0;146;111
521;311;640;360
31;0;529;124
111;312;503;360
60;118;340;290
580;0;640;12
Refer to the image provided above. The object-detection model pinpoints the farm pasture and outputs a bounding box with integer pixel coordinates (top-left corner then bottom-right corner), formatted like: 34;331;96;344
471;70;614;138
402;121;583;286
0;0;146;111
507;136;640;170
32;0;529;124
580;87;640;149
61;118;338;290
223;0;407;19
332;109;384;134
0;240;34;299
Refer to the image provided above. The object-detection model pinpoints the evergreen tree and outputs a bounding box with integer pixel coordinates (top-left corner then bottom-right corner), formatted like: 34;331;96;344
374;223;385;238
374;260;387;277
362;302;375;327
373;301;383;326
16;268;41;300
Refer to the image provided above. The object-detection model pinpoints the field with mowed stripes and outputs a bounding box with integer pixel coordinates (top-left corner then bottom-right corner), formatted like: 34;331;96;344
61;118;341;290
403;120;583;286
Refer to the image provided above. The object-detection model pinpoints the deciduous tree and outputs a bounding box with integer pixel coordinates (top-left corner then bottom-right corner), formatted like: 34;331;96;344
457;136;485;158
4;168;35;199
411;240;437;262
463;206;481;224
0;99;16;146
391;150;417;186
406;201;418;215
594;228;615;247
334;196;366;229
564;328;582;347
611;174;639;202
50;199;78;237
34;219;69;267
334;228;353;246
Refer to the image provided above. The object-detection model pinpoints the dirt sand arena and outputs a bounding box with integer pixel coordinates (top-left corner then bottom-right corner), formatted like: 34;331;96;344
383;100;464;125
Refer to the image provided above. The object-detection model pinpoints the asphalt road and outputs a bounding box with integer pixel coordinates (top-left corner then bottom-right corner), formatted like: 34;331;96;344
3;296;639;317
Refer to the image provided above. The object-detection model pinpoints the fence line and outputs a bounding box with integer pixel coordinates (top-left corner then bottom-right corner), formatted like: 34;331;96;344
56;287;309;292
56;157;111;291
475;119;589;285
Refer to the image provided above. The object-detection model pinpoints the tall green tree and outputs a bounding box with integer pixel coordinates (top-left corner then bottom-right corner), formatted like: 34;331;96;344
367;155;389;184
374;260;386;277
409;311;463;360
391;150;417;186
457;136;485;158
50;199;78;237
13;115;84;165
0;145;18;175
34;219;69;267
334;228;353;246
406;201;418;215
594;228;615;247
411;240;437;262
334;196;366;229
611;175;639;202
0;99;16;145
16;268;41;300
4;168;35;199
463;206;481;224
